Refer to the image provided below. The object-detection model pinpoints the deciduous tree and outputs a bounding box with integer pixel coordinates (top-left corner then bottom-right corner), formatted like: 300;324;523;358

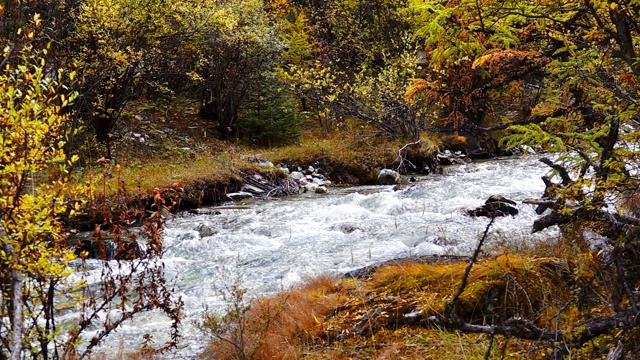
0;42;182;360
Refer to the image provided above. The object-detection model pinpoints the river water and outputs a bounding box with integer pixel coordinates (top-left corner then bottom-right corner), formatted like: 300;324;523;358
91;155;559;357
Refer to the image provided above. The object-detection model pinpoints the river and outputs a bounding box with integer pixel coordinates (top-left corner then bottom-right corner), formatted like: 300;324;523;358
90;155;559;358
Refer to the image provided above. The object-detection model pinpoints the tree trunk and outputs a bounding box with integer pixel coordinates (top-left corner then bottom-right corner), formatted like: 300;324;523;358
4;244;23;360
9;270;23;360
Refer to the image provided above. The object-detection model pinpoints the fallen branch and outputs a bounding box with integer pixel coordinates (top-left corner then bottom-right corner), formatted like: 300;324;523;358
533;206;640;233
427;308;636;355
426;315;560;341
395;139;421;172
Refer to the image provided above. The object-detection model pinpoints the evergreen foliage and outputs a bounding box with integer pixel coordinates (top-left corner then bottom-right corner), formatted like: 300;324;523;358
237;75;302;147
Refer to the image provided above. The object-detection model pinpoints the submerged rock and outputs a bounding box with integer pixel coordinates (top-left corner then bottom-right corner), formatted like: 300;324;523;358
196;224;217;237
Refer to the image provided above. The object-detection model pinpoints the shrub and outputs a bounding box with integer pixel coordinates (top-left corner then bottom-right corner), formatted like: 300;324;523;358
237;76;303;147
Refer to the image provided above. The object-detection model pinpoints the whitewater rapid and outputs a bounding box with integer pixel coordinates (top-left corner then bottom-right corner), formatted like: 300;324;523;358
93;155;559;357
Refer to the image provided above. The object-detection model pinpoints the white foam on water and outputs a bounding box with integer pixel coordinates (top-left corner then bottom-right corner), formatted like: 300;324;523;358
89;156;559;357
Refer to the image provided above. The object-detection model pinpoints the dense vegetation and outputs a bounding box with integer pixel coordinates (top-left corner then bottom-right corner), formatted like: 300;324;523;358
1;0;639;358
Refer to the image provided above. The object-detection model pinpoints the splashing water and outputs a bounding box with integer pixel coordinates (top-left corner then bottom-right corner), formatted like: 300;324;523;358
91;156;558;357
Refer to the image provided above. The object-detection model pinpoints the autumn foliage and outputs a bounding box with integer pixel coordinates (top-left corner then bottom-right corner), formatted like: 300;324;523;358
1;0;640;358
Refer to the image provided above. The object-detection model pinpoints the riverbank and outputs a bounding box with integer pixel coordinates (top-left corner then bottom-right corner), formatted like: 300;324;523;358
77;107;615;360
102;155;574;358
202;240;605;359
71;106;451;230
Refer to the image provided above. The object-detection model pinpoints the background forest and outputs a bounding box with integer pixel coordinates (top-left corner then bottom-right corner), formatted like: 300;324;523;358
1;0;639;358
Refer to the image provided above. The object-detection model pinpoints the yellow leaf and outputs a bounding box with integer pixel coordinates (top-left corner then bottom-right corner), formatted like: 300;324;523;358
472;54;492;69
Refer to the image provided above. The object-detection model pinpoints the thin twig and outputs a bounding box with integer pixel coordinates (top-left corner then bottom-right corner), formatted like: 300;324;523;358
446;216;496;318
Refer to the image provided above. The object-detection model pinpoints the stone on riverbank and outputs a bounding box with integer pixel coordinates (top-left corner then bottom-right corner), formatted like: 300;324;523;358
377;169;402;185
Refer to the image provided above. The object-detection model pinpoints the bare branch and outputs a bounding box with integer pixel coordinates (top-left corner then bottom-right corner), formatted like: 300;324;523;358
539;158;572;186
446;217;495;318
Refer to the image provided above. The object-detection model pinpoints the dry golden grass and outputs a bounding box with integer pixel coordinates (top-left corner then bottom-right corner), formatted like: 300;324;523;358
202;236;615;359
203;276;346;360
265;133;396;169
77;122;441;205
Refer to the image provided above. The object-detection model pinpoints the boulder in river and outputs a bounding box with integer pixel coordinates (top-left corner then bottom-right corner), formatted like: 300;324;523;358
377;169;402;185
466;195;518;217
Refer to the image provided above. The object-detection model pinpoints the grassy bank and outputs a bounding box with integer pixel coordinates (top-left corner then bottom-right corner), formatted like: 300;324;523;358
75;108;443;220
201;232;620;359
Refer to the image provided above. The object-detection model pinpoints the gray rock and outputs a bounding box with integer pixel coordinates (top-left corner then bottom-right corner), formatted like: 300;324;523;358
307;165;315;173
314;186;328;194
582;229;610;252
437;152;466;166
196;224;217;237
467;195;518;217
258;160;274;167
226;192;254;201
519;145;536;155
486;195;516;206
279;167;290;174
377;169;402;185
290;171;305;181
304;183;319;192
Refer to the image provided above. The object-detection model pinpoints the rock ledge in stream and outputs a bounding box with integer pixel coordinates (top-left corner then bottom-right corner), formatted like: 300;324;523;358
343;254;470;279
466;195;519;217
